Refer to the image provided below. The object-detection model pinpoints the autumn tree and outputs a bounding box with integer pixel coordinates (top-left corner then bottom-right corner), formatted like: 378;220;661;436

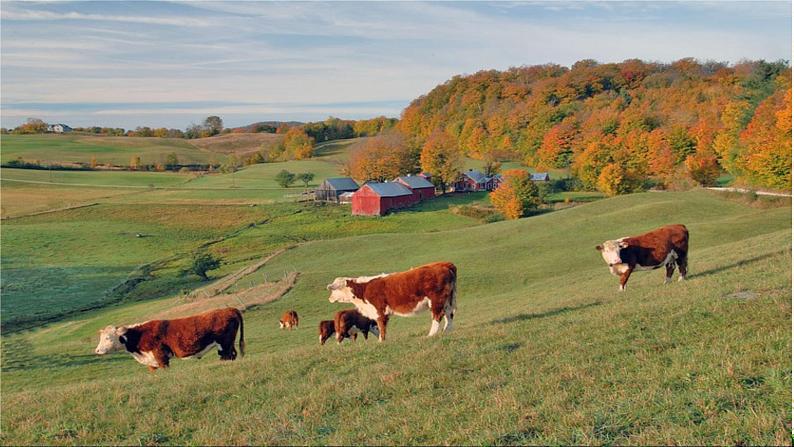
349;132;414;182
490;169;543;219
165;153;179;170
129;155;141;170
420;130;462;192
596;163;643;196
739;87;792;189
283;128;315;160
16;118;47;134
685;151;720;186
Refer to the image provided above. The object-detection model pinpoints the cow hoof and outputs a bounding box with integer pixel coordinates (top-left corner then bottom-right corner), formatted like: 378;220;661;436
618;285;626;292
678;276;686;282
664;278;672;284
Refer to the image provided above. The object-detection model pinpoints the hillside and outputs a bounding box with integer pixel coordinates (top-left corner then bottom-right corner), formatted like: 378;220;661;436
399;59;791;190
1;190;790;445
187;132;283;158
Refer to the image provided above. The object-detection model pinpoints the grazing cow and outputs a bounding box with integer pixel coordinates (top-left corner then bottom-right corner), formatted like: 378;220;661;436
327;262;457;341
596;224;689;291
334;309;379;344
279;310;299;330
318;320;335;345
94;308;244;371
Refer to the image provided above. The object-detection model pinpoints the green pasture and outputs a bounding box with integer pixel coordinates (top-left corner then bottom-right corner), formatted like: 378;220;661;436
0;190;790;445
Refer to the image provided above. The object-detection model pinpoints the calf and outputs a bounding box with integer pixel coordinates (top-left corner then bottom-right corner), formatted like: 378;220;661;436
334;309;379;344
318;320;335;345
327;262;457;341
596;224;689;291
94;307;244;371
279;310;299;330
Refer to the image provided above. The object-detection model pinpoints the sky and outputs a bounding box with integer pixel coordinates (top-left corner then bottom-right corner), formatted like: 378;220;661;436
1;1;791;130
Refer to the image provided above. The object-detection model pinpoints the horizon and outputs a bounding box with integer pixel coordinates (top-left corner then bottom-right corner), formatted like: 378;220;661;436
1;1;791;130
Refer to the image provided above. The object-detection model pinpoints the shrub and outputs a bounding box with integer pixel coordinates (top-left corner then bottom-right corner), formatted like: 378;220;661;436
275;170;296;188
190;253;220;281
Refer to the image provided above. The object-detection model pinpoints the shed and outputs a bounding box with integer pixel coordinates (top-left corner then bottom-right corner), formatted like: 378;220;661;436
394;175;436;201
530;172;550;182
351;182;417;216
315;177;359;202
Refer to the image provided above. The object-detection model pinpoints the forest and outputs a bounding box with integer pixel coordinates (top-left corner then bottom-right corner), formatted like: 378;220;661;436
397;59;791;191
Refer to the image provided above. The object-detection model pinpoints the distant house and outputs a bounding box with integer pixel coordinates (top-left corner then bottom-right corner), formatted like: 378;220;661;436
530;172;550;182
315;177;359;203
338;191;355;204
394;175;436;201
352;182;418;216
453;169;501;192
47;124;72;133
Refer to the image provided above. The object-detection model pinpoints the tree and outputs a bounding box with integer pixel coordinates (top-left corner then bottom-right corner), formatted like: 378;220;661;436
16;118;47;134
738;87;792;189
190;253;220;281
185;123;202;139
275;170;296;188
298;172;315;188
420;130;462;192
90;156;98;169
283;128;315;160
203;116;223;136
165;152;179;170
489;169;543;219
685;151;720;186
596;163;643;196
129;155;141;170
349;132;414;181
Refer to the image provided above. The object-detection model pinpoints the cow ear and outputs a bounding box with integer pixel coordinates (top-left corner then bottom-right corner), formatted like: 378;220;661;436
595;245;603;251
618;240;629;248
345;280;355;289
119;335;127;345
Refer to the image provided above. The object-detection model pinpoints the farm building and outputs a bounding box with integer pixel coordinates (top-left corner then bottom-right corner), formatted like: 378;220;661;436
530;172;550;182
394;175;436;201
315;177;359;203
452;169;502;192
351;182;418;216
47;124;72;133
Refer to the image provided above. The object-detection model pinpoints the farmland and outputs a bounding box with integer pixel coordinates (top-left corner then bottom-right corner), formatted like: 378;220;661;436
1;187;790;445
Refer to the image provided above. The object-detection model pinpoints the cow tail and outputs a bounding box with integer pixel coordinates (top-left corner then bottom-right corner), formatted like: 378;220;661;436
237;309;245;357
449;264;458;317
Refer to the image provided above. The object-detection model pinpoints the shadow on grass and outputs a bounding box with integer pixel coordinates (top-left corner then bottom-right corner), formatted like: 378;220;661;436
688;249;789;279
2;352;130;372
411;192;490;212
491;301;603;325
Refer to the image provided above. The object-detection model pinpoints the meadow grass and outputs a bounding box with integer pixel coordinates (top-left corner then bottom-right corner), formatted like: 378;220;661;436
0;134;209;165
0;190;789;445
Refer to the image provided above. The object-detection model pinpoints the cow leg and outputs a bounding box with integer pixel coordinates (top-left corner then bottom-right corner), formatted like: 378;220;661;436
153;348;170;369
336;332;344;344
443;310;454;332
619;266;633;291
352;333;358;342
664;262;675;284
376;316;388;342
676;254;688;281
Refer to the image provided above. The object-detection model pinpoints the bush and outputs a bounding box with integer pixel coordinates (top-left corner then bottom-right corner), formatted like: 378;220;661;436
449;205;503;223
275;170;296;188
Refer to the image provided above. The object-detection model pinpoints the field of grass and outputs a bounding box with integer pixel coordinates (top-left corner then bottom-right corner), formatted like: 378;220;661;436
188;132;282;157
1;190;789;445
0;134;213;165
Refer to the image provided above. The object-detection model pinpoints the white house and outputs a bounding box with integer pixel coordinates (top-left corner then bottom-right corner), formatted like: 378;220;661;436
47;124;73;133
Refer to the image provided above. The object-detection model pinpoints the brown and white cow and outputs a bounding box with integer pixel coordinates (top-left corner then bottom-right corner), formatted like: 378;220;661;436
318;320;336;345
94;307;245;371
334;309;379;344
279;310;299;330
326;262;457;341
596;224;689;291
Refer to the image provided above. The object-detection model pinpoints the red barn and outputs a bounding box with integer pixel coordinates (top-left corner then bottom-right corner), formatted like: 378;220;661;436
394;175;436;201
352;182;418;216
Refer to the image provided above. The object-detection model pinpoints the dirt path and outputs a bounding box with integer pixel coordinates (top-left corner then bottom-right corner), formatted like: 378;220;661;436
706;187;791;198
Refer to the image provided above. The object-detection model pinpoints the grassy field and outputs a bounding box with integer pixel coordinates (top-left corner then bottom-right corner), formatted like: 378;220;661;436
0;134;211;165
1;190;789;445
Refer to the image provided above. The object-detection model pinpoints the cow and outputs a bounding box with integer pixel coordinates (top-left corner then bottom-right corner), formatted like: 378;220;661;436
334;309;379;344
279;310;299;330
596;224;689;291
94;308;245;371
318;320;336;345
327;262;457;341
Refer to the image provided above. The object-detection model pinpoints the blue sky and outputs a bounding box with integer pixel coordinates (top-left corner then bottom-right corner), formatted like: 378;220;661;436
1;1;791;129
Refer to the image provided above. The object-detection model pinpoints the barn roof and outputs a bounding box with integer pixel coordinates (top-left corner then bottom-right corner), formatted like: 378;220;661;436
324;177;359;190
364;182;414;197
530;172;550;181
395;175;434;189
462;169;488;183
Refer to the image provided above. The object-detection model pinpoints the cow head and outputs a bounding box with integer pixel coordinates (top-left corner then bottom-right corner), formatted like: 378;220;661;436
326;277;356;303
368;321;380;337
326;273;388;303
596;239;628;267
94;325;127;355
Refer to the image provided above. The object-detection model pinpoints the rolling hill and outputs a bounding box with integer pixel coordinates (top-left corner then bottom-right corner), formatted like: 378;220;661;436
1;190;789;445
